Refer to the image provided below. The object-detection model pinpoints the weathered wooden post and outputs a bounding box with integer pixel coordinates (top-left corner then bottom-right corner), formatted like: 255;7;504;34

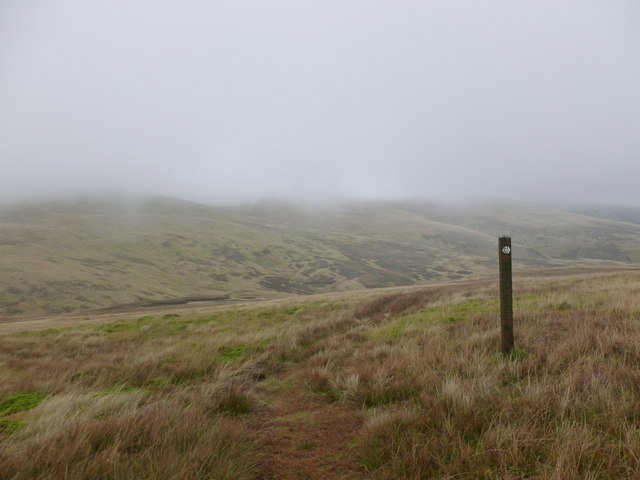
499;236;514;355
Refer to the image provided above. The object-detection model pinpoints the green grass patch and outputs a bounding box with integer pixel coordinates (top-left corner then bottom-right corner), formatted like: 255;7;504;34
13;328;64;337
372;297;497;339
97;319;148;334
506;349;531;361
514;294;538;307
256;301;341;323
298;441;319;450
436;298;497;323
97;323;137;333
386;317;412;338
361;439;391;471
217;345;249;363
362;387;419;408
257;305;303;322
550;301;572;311
0;392;47;416
443;315;464;323
0;419;27;435
171;368;213;385
95;315;197;336
224;395;253;415
167;323;188;335
145;378;168;388
281;306;302;315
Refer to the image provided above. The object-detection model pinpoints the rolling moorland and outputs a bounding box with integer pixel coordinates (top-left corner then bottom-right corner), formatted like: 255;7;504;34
2;269;640;479
2;197;640;478
2;196;640;319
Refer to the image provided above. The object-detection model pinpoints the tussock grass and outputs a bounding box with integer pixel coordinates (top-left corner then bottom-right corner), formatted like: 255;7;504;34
0;392;47;416
2;270;640;478
343;272;640;479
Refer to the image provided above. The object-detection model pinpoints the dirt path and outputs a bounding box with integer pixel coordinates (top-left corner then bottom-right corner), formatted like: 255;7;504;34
254;375;365;480
3;266;629;335
0;280;467;334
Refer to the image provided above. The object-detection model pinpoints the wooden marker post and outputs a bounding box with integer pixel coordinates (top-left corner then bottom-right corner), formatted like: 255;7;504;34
499;236;514;355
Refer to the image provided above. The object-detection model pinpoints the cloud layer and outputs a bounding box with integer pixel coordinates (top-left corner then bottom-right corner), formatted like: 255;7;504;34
1;0;639;204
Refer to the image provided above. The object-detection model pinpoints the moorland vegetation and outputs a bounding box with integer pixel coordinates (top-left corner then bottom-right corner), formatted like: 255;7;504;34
2;269;640;479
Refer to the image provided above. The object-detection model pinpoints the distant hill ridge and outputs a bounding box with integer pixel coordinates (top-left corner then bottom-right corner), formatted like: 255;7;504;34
1;195;639;317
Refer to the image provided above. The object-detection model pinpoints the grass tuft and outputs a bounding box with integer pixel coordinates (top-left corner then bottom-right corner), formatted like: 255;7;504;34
216;346;249;363
0;392;47;416
13;328;63;337
0;419;27;436
298;441;319;450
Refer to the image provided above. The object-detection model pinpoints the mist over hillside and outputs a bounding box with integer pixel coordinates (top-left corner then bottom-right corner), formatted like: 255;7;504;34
4;2;640;478
1;195;639;318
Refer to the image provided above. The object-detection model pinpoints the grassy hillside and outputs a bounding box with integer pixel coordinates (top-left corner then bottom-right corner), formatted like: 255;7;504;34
1;196;639;318
2;269;640;478
396;201;640;263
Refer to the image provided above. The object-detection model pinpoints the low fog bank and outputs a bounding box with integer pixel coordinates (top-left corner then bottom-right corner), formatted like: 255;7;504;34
1;159;640;207
1;1;639;208
3;191;640;226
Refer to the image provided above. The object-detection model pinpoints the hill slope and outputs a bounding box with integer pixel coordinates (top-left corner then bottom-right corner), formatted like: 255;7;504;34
1;196;639;317
2;269;640;478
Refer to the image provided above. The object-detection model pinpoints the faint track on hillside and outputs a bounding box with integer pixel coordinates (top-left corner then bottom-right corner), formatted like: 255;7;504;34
1;266;636;335
252;369;365;480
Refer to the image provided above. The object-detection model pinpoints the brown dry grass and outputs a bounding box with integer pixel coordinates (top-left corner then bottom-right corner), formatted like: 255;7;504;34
2;269;640;479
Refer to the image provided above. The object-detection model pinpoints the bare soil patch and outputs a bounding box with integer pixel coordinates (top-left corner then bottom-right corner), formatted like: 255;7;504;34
254;375;364;480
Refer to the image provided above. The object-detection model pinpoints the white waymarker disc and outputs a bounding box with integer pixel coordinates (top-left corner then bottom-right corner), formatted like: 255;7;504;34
502;246;511;255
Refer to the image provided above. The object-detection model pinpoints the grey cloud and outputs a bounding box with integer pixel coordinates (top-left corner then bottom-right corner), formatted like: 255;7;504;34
1;0;639;204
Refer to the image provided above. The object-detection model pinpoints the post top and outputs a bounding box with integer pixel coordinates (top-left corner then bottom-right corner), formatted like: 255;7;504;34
499;235;511;239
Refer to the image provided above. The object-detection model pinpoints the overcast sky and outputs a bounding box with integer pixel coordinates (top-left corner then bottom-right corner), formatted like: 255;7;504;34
1;0;639;205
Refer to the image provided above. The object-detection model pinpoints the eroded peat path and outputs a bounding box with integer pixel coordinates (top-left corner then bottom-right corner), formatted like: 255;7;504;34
253;372;365;480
